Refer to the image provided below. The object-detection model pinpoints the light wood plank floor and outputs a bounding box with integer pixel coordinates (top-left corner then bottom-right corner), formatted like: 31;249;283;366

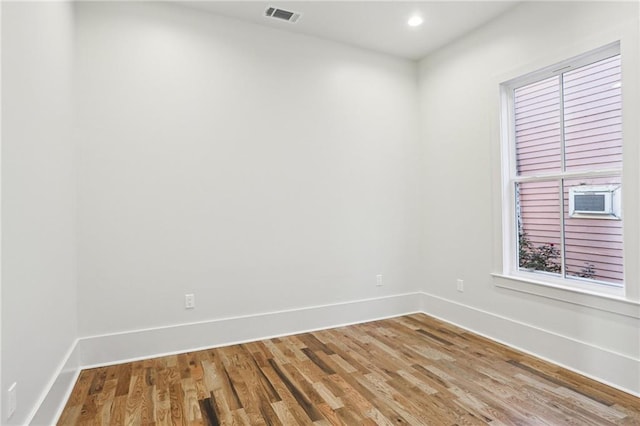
58;314;640;425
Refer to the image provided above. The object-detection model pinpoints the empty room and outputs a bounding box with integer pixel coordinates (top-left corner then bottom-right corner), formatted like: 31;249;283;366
2;0;640;424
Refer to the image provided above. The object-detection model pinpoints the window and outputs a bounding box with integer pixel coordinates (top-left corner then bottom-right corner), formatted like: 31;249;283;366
501;43;623;290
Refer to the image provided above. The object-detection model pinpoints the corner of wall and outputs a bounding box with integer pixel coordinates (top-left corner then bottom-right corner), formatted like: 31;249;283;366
26;340;81;426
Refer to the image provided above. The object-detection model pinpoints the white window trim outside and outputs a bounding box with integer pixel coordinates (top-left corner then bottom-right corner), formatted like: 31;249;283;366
491;23;640;317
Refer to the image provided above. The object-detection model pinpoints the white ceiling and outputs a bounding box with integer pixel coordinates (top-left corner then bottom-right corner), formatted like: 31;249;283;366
182;1;519;60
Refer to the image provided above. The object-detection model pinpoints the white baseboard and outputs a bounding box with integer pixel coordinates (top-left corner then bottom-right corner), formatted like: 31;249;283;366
77;292;422;368
33;290;640;425
31;292;420;425
419;292;640;397
27;340;81;426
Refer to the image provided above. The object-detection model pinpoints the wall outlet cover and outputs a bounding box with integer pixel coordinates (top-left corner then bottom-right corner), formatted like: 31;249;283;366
185;293;195;309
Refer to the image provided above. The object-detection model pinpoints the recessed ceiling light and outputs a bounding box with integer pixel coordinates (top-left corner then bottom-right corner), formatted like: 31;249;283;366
408;16;423;27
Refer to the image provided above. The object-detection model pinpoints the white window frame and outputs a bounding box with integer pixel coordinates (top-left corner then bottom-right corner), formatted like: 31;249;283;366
498;42;627;299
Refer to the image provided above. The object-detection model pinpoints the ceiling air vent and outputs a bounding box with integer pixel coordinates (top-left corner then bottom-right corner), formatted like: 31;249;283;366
265;6;301;23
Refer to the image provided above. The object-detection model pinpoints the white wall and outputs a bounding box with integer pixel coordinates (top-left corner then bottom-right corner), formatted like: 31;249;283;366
1;2;78;424
4;1;640;423
74;2;422;337
418;1;640;392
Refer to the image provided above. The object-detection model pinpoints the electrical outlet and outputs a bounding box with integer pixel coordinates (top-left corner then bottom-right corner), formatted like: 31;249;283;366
185;293;195;309
376;274;383;286
7;382;17;419
456;279;464;292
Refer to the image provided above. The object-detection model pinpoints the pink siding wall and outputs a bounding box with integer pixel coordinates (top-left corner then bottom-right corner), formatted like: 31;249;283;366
564;56;622;172
515;76;562;175
515;56;623;284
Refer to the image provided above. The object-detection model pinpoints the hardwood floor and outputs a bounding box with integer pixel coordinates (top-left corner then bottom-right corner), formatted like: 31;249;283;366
58;314;640;425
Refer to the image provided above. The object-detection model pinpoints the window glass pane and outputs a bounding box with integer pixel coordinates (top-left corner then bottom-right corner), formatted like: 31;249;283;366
516;181;562;274
563;177;623;285
514;76;561;176
564;55;622;172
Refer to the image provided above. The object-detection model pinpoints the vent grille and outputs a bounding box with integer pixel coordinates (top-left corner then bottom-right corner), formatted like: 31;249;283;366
265;6;301;23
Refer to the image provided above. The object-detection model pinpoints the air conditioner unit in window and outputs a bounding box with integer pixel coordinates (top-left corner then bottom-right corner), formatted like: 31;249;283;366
569;185;621;219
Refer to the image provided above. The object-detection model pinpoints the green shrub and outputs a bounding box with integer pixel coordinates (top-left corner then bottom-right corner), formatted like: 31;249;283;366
519;232;597;279
518;232;561;273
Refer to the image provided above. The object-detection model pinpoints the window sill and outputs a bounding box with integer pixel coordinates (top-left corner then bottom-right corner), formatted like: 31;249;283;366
492;273;640;319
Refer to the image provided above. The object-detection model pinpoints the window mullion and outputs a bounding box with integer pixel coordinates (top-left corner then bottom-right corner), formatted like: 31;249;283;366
559;179;567;278
559;73;566;174
559;73;567;279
